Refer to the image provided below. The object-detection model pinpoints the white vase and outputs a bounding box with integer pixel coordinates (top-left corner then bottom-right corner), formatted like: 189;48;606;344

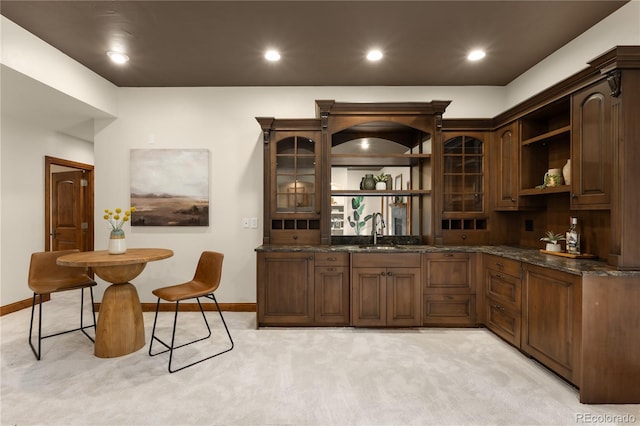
108;229;127;254
375;182;387;190
562;159;571;185
545;242;561;252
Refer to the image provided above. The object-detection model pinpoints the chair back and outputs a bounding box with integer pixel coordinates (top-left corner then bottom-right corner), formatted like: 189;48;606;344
192;251;224;292
28;250;91;293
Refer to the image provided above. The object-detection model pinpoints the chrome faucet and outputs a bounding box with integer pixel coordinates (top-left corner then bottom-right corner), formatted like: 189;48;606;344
371;212;385;245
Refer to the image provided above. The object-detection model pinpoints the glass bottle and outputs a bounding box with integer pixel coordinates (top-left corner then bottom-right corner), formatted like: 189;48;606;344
566;217;581;255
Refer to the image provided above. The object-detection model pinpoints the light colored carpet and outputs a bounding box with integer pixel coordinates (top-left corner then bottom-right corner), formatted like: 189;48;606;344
1;292;638;425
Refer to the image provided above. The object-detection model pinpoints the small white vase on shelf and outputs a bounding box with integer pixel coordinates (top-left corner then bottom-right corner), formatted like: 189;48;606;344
108;229;127;254
375;182;387;190
562;159;571;185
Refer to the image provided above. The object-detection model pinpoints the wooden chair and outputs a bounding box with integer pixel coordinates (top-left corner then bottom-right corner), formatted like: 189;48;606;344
28;250;97;360
148;251;234;373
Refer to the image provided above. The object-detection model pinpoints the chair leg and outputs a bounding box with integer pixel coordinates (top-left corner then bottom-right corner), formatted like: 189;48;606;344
28;288;98;361
28;293;42;360
79;287;97;343
148;298;164;356
207;293;234;353
149;294;234;373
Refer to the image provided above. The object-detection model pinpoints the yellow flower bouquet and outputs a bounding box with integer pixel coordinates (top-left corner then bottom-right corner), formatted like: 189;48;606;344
104;207;136;231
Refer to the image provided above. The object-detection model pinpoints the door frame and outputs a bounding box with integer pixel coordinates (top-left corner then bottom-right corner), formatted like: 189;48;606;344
45;156;95;252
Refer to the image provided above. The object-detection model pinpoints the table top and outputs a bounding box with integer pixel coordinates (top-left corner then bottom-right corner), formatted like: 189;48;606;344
57;248;173;267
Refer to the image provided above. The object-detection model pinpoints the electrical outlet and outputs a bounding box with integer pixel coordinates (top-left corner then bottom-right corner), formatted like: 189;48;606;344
250;217;258;228
242;218;249;228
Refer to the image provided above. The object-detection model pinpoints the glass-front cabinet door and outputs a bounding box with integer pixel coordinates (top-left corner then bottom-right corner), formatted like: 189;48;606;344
275;136;317;214
443;135;484;213
440;132;488;244
268;129;321;245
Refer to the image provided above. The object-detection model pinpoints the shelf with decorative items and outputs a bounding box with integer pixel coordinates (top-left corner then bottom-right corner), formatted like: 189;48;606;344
319;100;450;244
519;97;572;196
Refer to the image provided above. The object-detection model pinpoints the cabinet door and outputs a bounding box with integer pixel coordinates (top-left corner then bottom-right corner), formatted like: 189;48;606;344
314;266;349;325
440;132;489;245
270;131;321;244
522;264;582;385
257;252;314;326
351;267;386;327
386;267;421;326
571;80;612;209
494;122;519;210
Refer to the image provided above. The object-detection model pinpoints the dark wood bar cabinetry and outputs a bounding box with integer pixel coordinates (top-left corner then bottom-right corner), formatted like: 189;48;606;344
256;46;640;404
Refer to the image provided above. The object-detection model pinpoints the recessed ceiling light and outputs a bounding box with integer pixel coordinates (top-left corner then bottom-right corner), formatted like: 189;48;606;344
467;49;486;61
361;139;370;149
107;50;129;64
265;50;281;61
367;49;383;62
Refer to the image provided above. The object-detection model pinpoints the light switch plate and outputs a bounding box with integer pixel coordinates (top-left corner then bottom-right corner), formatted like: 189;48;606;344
250;217;258;228
242;218;249;228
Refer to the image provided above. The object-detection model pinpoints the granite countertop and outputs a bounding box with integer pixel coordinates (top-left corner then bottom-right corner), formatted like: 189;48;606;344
255;244;640;277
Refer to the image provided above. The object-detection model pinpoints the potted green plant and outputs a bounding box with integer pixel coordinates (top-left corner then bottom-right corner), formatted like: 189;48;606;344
374;173;388;190
540;231;565;252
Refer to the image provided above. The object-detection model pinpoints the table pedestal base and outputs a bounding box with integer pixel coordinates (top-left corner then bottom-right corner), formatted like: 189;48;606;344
95;283;145;358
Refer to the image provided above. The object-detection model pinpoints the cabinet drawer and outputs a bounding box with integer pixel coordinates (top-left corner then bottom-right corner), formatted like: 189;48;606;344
486;296;521;347
315;252;349;267
270;230;320;245
424;253;474;293
486;269;521;309
423;294;476;326
352;253;421;268
484;254;521;278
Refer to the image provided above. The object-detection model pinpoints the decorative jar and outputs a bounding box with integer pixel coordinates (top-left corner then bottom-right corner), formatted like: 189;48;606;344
361;174;376;190
108;229;127;255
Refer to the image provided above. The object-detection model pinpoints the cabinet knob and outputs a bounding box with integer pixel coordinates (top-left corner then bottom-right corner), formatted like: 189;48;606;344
444;253;454;257
327;257;336;261
461;234;467;240
495;262;504;268
328;267;336;272
510;198;516;203
571;193;578;199
292;235;298;240
387;271;393;276
380;271;386;276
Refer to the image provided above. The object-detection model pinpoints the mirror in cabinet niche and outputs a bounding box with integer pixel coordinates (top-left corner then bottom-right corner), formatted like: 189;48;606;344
322;98;451;246
330;124;432;240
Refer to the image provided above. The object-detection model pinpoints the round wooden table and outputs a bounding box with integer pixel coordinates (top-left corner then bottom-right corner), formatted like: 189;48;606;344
57;248;173;358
